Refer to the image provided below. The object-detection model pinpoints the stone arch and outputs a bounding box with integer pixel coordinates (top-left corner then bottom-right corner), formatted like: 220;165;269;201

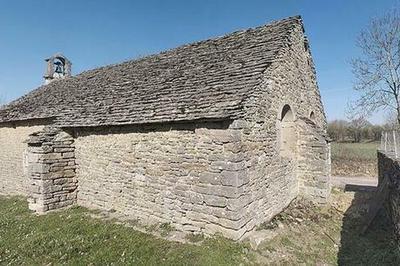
280;104;297;158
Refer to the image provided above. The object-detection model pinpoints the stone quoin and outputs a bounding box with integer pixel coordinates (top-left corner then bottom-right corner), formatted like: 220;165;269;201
0;16;331;240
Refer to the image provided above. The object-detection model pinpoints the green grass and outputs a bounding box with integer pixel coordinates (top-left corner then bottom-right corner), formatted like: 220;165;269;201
331;142;379;176
185;233;205;243
331;142;379;161
1;191;399;265
0;196;251;265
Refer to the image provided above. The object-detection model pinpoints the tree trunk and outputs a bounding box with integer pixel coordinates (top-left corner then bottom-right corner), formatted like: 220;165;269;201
397;112;400;129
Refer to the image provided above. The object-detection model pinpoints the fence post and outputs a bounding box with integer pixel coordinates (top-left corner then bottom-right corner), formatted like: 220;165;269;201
381;131;384;151
385;131;388;152
394;130;397;158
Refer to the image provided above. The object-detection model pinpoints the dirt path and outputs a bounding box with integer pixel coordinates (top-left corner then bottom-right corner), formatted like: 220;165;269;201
331;176;378;191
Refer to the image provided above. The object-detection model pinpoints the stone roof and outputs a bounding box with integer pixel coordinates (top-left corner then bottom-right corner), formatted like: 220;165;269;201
0;16;302;127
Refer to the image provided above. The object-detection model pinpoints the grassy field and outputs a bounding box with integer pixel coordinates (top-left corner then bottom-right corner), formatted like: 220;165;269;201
1;191;399;265
331;142;380;177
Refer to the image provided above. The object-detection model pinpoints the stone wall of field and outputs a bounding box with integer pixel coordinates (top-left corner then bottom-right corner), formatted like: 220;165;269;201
74;122;251;240
0;121;46;195
377;151;400;240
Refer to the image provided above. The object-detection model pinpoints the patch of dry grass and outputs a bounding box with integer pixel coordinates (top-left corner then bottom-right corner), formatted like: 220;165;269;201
253;188;400;265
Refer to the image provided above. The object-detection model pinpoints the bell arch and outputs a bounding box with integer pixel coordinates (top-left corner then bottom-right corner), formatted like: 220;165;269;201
44;53;72;84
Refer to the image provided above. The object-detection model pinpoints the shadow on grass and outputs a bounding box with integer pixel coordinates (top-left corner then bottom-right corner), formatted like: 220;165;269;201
338;189;400;265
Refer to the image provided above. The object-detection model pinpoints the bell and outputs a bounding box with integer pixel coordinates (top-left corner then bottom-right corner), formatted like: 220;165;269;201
54;61;63;74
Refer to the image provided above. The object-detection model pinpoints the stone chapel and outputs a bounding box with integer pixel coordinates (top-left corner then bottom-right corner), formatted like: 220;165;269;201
0;16;330;240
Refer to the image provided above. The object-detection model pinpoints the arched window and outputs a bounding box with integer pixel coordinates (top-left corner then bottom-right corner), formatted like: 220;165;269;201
309;111;315;121
280;104;297;158
281;104;294;122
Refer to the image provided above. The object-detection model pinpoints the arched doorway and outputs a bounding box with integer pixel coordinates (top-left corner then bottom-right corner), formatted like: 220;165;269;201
280;104;297;158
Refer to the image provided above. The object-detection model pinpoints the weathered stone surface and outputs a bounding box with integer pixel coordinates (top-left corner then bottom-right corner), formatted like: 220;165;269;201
74;123;246;238
0;120;47;195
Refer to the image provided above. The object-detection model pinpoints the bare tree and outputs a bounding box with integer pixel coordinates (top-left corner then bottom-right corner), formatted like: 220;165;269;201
383;110;399;129
351;9;400;125
347;117;369;143
328;120;349;141
328;119;383;142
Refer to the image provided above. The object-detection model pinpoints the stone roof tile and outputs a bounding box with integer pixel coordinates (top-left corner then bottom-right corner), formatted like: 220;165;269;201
0;16;302;126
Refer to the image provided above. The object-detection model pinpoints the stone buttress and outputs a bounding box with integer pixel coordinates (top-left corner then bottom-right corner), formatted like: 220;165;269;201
25;127;77;213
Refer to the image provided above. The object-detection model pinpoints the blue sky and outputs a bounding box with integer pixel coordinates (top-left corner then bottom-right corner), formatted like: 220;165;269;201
0;0;399;123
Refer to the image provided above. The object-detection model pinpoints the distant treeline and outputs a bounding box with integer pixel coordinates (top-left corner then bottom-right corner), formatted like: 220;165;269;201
327;119;393;143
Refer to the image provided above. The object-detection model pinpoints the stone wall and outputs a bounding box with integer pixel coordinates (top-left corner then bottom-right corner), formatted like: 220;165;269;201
0;120;47;195
262;22;330;199
26;127;77;213
68;21;331;240
74;121;249;240
233;21;331;230
226;119;299;234
377;151;400;240
72;112;329;239
297;118;331;202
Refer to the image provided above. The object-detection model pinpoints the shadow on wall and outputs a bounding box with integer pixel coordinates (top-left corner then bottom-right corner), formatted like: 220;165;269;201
338;187;400;265
71;119;233;137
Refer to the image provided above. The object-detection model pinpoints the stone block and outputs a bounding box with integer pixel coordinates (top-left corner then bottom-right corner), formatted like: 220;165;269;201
62;152;75;159
29;163;50;174
211;161;246;171
220;170;249;187
198;172;220;185
203;194;227;208
41;153;62;160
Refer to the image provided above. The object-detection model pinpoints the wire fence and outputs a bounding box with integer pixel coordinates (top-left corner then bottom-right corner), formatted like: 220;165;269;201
380;130;400;158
